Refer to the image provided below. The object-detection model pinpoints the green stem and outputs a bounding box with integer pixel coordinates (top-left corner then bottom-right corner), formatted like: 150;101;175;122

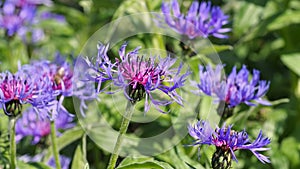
83;134;87;161
107;101;135;169
50;121;61;169
10;117;17;169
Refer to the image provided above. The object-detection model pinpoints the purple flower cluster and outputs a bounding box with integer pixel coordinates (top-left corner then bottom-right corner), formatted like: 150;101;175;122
0;53;86;122
161;0;230;39
16;107;74;144
85;42;190;113
194;64;270;108
188;120;271;164
0;70;52;116
0;0;64;43
18;54;74;119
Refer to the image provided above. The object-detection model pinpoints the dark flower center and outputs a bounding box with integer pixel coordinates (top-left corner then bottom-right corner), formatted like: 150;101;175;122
4;99;22;117
212;147;232;169
217;101;234;119
127;83;146;104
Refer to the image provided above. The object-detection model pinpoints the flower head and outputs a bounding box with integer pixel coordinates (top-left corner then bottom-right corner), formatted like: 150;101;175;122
22;54;73;96
15;106;74;144
194;64;270;108
188;120;271;168
85;42;190;113
19;54;76;119
161;0;230;39
0;70;52;116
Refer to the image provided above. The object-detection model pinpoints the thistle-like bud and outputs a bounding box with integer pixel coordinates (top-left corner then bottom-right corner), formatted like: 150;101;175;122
4;100;22;117
212;147;232;169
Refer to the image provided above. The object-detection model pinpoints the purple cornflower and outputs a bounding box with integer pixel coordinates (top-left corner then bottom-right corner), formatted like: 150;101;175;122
194;64;270;108
188;120;271;168
19;154;71;169
20;54;74;119
161;0;230;39
85;42;190;113
15;106;74;144
0;70;52;116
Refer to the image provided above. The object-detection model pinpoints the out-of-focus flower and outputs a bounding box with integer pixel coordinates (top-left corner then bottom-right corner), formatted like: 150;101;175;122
0;2;36;36
7;0;52;7
15;106;74;144
19;54;75;119
17;27;45;44
22;54;73;96
188;120;271;168
0;0;64;44
19;154;71;169
161;0;230;39
40;11;65;22
194;64;270;108
84;42;190;113
47;155;71;169
0;70;53;116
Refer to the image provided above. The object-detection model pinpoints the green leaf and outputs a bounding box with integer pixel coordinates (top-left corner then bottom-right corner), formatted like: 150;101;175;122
199;44;233;55
43;127;84;162
71;143;88;169
233;1;263;37
281;53;300;76
267;10;300;31
112;0;148;20
39;20;74;36
17;161;53;169
271;150;289;169
281;137;300;167
157;148;191;169
242;12;282;42
117;157;173;169
176;145;205;169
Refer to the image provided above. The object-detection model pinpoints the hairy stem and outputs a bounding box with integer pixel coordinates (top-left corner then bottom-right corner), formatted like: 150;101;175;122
50;120;61;169
107;101;134;169
10;117;17;169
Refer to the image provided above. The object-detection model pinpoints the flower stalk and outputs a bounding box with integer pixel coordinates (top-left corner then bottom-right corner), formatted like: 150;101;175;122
50;120;61;169
9;117;17;169
107;101;135;169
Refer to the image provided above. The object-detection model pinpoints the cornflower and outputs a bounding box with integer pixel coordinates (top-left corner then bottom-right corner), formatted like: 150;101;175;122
0;70;53;117
161;0;230;39
194;64;270;108
20;54;96;120
85;42;190;113
188;120;271;169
